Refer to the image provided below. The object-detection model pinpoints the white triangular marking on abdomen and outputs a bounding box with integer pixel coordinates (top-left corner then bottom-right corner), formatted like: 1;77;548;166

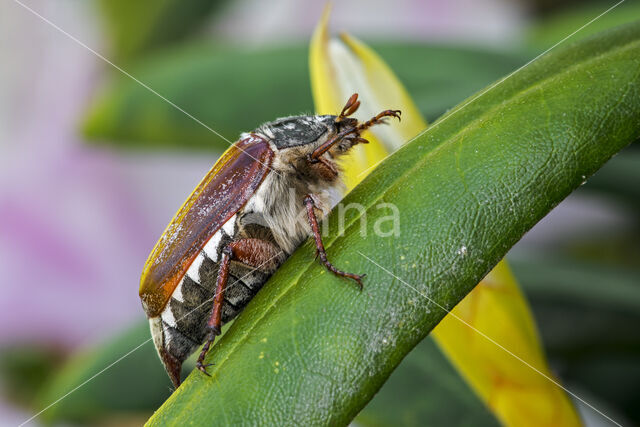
222;214;236;236
186;252;205;284
203;229;223;261
161;305;177;328
173;281;184;302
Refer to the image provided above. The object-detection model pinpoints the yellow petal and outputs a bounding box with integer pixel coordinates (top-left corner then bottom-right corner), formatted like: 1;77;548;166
309;4;343;118
433;261;582;426
310;7;581;427
338;32;426;150
309;4;425;188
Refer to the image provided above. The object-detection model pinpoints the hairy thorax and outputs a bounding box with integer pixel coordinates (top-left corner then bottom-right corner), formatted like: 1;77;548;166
242;144;344;255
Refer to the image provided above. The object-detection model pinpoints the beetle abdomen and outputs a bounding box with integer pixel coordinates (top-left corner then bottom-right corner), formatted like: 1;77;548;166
155;214;282;349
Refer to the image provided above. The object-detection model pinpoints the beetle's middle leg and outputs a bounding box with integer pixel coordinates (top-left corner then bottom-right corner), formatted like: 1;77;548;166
303;194;365;290
196;238;283;376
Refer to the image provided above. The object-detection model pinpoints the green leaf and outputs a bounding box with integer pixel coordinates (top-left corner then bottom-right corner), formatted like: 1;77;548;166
355;337;499;427
82;45;313;151
98;0;224;61
37;322;172;423
35;321;233;424
583;145;640;207
526;1;640;49
0;345;63;408
511;249;640;360
81;43;526;150
513;254;640;315
148;22;640;425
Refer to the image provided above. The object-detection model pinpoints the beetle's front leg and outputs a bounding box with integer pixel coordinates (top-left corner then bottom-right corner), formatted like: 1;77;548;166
196;238;283;376
303;194;365;289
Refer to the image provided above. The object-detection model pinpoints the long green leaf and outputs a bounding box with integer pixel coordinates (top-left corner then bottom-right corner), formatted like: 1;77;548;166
81;44;526;150
526;1;640;49
34;322;500;425
148;23;640;425
354;337;499;427
37;323;172;423
98;0;224;61
583;146;640;206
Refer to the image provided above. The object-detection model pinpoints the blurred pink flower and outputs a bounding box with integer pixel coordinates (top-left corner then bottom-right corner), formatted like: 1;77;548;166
0;1;217;350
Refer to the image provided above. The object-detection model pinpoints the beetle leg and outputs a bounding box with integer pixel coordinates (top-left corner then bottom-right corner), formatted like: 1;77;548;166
356;109;401;132
196;239;284;377
308;127;358;163
196;245;231;375
303;194;365;290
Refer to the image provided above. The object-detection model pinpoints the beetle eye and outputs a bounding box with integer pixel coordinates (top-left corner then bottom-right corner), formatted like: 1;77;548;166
336;117;358;130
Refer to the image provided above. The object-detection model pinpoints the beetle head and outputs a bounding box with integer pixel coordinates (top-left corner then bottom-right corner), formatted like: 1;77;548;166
258;94;400;172
307;94;401;162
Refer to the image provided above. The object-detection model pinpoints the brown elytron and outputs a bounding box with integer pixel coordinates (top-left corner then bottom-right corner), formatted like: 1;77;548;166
139;135;274;317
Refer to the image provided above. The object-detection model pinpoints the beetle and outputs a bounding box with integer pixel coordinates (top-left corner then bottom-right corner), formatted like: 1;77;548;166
139;94;401;387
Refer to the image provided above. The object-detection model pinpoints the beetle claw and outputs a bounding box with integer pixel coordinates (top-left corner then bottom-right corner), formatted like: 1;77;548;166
196;361;214;376
195;326;220;378
389;110;402;121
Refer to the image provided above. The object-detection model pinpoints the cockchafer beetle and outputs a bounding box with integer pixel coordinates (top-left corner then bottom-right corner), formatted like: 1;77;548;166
139;94;401;387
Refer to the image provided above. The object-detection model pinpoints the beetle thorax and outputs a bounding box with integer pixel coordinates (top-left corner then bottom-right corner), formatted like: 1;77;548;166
238;115;354;254
242;155;343;254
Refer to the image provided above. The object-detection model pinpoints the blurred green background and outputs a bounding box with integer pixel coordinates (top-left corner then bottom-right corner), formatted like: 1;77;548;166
0;0;638;425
